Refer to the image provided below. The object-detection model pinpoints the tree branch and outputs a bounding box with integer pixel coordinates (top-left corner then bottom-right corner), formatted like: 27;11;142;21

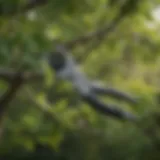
0;0;48;17
0;68;43;82
64;2;127;49
64;0;140;50
0;72;24;140
0;72;23;119
21;0;48;14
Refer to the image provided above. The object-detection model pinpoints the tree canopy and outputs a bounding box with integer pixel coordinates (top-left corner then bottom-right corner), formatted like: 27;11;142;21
0;0;160;160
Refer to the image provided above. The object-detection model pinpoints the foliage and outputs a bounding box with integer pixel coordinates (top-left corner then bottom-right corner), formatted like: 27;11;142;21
0;0;160;159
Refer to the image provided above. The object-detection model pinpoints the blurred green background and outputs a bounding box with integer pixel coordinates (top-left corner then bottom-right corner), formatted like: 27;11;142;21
0;0;160;159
